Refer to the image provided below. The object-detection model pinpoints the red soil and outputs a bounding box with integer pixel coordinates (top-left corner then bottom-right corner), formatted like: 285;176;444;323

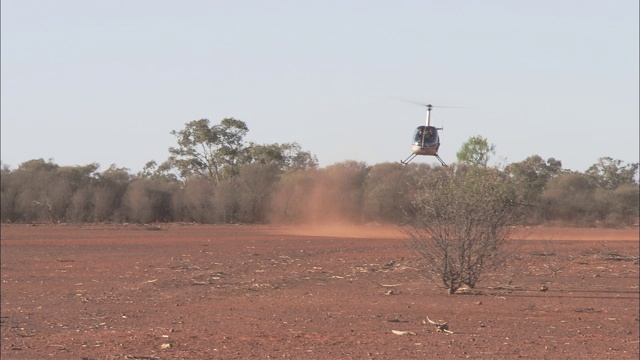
1;224;638;359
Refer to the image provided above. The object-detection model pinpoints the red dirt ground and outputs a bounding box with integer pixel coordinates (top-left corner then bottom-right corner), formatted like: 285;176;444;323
1;223;638;359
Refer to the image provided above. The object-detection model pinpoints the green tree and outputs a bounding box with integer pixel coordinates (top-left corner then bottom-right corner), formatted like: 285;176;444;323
585;157;639;190
169;118;249;184
505;155;564;204
456;136;496;167
246;142;318;171
17;158;59;172
362;162;414;223
137;160;179;183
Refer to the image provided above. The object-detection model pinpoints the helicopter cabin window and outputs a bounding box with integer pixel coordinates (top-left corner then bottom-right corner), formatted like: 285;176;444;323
413;126;438;147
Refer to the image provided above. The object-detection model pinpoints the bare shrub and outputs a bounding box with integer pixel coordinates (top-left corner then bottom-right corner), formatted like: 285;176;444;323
541;254;571;277
493;247;528;289
537;242;572;277
404;165;522;294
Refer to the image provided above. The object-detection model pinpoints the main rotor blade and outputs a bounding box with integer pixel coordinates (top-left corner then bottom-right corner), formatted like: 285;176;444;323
388;98;465;108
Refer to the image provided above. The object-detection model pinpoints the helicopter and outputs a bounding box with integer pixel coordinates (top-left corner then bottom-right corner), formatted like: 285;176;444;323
400;103;448;166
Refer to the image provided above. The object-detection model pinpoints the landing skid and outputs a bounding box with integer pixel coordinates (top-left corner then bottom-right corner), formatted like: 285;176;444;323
435;154;448;167
400;154;417;165
400;154;448;166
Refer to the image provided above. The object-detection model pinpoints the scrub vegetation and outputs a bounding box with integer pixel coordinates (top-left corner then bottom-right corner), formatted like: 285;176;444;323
1;118;638;227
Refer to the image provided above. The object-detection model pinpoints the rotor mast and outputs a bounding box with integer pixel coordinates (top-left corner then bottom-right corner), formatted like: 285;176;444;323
425;104;432;127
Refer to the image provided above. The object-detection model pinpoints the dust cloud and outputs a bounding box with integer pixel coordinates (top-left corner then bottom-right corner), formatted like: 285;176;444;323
266;167;406;238
277;222;405;239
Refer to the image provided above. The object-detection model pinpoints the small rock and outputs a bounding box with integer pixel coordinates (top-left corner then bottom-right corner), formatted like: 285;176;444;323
391;330;416;336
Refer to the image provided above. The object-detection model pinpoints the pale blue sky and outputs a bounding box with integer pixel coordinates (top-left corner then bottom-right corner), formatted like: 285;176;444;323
2;1;638;173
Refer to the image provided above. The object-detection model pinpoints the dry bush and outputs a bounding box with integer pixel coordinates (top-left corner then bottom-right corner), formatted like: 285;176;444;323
541;173;597;225
67;186;94;223
235;163;280;223
124;179;176;223
404;166;522;294
0;163;28;222
608;184;640;226
178;176;216;223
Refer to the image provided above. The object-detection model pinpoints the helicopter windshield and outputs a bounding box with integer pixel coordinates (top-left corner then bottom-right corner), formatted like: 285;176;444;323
412;126;438;147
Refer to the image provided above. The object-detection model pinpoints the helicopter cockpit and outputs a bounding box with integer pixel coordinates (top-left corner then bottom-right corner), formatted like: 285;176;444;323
413;126;439;147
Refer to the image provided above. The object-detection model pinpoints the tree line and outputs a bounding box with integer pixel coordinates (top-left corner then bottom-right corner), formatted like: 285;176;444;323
1;118;638;226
